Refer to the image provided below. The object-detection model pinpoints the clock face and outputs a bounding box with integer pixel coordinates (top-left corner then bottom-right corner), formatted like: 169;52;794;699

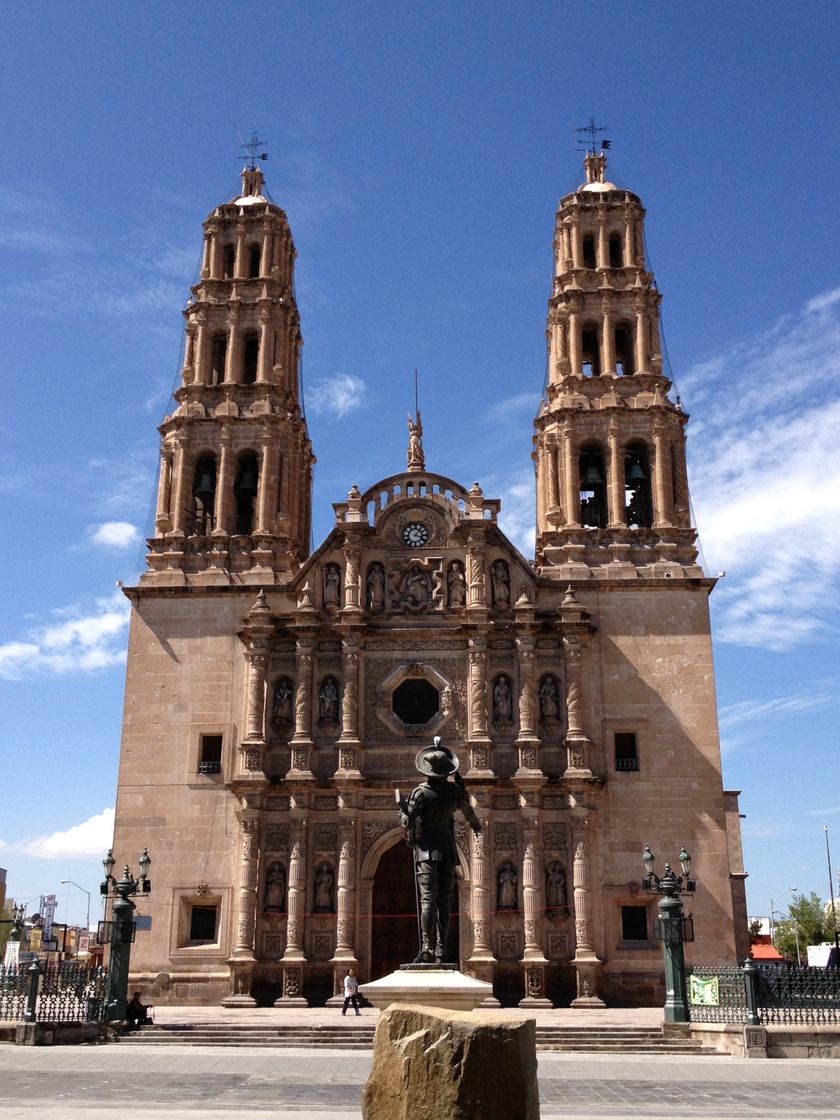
402;521;429;547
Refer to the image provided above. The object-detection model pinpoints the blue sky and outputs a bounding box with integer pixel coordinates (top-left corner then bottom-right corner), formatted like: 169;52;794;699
1;2;839;935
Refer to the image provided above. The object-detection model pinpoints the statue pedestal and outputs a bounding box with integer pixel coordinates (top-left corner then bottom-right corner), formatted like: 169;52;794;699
360;964;494;1011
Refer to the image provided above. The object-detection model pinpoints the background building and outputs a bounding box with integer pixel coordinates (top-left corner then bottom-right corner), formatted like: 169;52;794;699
112;151;748;1007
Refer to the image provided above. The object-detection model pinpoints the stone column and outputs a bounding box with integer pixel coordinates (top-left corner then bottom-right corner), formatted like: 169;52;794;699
597;222;608;271
260;226;272;277
519;816;551;1008
570;814;604;1007
570;225;581;269
635;306;648;373
563;426;580;527
213;434;233;536
467;635;491;775
234;236;245;281
336;636;362;777
257;310;272;382
515;634;541;777
278;822;308;1006
466;536;486;610
225;307;241;383
288;638;314;778
342;546;362;612
200;232;211;280
329;824;360;1000
624;217;635;267
546;438;560;517
562;638;593;776
607;424;624;529
169;438;190;535
601;307;615;375
182;325;197;385
223;812;259;1007
243;651;267;744
154;448;173;535
255;438;273;535
568;312;581;376
466;812;498;1000
652;422;673;527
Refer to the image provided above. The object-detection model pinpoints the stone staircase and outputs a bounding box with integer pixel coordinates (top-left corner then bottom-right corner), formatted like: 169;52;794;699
119;1022;710;1054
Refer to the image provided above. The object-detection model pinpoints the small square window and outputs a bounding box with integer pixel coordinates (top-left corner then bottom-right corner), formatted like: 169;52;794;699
198;734;223;775
615;732;639;771
189;905;218;942
621;905;648;941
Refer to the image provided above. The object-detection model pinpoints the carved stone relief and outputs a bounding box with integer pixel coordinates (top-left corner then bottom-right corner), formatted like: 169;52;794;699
361;821;393;858
312;825;337;852
493;822;518;852
264;824;290;851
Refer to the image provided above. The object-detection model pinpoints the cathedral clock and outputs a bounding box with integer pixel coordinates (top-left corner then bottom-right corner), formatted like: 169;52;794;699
402;521;429;547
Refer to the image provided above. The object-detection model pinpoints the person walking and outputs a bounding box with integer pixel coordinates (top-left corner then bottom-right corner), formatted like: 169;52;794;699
341;968;361;1015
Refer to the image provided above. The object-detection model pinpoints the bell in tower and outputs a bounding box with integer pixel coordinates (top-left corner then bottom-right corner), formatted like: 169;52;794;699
145;149;314;585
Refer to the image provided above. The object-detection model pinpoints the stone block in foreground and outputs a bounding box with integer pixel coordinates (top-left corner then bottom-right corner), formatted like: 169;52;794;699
362;1003;539;1120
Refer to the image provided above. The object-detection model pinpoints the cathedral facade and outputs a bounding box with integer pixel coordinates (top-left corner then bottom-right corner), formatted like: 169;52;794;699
112;152;748;1008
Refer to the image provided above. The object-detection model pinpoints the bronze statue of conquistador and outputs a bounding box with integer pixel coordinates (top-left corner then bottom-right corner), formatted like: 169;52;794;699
397;738;481;963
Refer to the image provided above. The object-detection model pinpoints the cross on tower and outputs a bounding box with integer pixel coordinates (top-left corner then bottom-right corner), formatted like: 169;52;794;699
575;117;611;155
238;131;269;169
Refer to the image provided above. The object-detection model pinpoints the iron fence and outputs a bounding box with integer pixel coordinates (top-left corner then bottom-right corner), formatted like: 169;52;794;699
0;962;108;1023
688;964;840;1026
0;963;28;1021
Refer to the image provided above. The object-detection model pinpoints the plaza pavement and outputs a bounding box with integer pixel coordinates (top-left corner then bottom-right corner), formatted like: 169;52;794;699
2;1007;839;1118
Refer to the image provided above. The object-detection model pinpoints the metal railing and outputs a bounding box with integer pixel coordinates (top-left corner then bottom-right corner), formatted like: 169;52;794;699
688;962;840;1025
0;961;109;1023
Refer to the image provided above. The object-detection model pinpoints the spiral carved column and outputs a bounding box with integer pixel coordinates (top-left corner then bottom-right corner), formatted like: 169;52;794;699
467;636;491;775
288;637;314;778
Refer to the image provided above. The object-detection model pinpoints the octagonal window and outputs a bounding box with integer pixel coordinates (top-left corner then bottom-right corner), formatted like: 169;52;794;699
392;678;440;726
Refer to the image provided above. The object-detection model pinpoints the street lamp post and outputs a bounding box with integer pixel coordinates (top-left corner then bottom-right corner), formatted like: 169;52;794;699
771;909;801;965
642;844;696;1024
100;847;151;1021
60;880;91;943
769;885;796;947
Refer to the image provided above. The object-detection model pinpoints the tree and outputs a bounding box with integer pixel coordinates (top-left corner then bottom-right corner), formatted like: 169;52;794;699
774;892;829;962
748;918;762;945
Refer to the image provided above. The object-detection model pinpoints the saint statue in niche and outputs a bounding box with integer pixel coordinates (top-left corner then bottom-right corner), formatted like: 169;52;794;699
490;560;510;607
264;862;286;912
447;560;466;607
366;563;385;611
538;675;559;721
400;565;432;610
497;863;518;910
323;563;341;607
318;678;339;724
272;679;293;725
493;675;513;722
545;862;567;913
314;863;335;912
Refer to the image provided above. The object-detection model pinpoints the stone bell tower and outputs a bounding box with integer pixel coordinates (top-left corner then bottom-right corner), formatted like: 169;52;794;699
533;147;697;578
145;161;314;585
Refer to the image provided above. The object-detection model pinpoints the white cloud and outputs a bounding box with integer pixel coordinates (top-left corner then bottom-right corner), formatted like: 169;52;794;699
307;372;366;419
482;392;536;425
805;805;840;817
497;469;536;559
3;808;115;860
0;592;130;679
718;691;835;731
682;287;840;650
89;521;140;549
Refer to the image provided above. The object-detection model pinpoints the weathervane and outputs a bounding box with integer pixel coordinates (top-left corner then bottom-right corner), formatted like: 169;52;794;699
575;117;612;155
237;130;269;169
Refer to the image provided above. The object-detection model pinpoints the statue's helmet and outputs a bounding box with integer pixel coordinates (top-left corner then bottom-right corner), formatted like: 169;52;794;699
415;741;460;777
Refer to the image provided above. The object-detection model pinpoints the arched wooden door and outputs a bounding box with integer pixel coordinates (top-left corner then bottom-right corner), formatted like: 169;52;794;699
370;841;460;978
